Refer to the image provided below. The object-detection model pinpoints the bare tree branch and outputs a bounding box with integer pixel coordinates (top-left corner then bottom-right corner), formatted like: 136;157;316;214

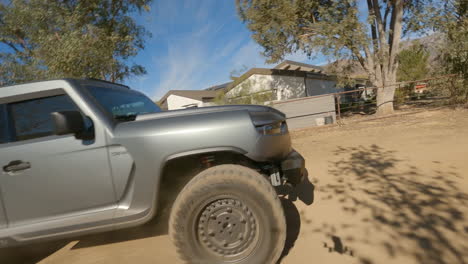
387;0;404;79
383;1;391;30
366;0;379;56
372;0;389;83
1;41;20;53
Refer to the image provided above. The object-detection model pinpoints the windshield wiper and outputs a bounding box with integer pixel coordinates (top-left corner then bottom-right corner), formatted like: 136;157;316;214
114;114;138;122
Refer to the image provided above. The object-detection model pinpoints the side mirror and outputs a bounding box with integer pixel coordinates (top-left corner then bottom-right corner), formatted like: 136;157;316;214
51;111;85;137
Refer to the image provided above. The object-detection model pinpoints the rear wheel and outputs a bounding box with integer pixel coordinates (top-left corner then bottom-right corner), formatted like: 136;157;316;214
169;164;286;264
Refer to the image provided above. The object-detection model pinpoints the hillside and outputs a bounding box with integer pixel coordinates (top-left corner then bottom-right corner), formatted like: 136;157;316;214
400;33;445;69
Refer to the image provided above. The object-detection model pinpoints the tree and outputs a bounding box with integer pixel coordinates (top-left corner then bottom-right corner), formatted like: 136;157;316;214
394;42;429;104
0;0;151;85
229;64;249;80
442;0;467;80
236;0;446;115
397;42;429;82
441;0;467;103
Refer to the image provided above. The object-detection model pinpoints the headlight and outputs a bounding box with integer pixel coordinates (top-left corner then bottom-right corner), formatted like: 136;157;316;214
256;121;288;135
249;109;288;135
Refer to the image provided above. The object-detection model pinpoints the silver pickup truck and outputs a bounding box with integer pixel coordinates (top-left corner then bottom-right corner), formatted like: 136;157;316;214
0;79;305;264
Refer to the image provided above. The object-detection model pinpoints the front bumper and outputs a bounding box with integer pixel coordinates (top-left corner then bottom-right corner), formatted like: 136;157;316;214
280;150;306;185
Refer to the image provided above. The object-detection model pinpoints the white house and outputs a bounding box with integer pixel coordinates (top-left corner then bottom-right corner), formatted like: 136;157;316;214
157;60;368;112
158;90;217;110
224;60;367;103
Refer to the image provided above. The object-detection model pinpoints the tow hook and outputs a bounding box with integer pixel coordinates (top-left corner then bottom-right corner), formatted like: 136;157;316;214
269;168;282;186
260;164;284;187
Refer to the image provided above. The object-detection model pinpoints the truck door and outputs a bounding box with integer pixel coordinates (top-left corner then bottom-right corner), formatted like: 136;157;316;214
0;92;116;227
0;104;8;229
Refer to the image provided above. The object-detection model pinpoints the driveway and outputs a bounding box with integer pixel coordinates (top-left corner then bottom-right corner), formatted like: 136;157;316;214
2;108;468;264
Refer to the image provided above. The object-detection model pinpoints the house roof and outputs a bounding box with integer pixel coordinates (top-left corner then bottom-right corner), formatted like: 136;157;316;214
158;90;218;105
221;60;327;93
205;81;233;91
274;60;324;73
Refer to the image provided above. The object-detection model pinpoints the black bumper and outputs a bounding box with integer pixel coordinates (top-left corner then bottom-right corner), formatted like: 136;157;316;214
280;150;306;185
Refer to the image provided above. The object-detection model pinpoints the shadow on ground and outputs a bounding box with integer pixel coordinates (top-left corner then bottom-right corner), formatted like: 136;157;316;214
276;170;315;263
71;209;171;249
314;144;468;264
0;240;70;264
73;170;317;253
0;170;315;264
0;203;172;264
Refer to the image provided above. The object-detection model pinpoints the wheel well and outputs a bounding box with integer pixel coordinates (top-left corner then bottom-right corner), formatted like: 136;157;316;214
157;151;257;213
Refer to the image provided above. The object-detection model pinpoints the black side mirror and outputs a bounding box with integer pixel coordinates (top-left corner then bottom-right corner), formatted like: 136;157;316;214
51;111;85;137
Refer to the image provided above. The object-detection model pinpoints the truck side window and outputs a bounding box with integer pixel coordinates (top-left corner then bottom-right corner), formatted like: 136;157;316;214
0;104;7;144
8;95;79;142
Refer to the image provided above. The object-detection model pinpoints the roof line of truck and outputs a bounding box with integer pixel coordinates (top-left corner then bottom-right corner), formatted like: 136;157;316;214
0;78;129;89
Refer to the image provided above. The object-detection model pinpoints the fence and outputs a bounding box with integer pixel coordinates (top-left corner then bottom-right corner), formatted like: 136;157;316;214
272;95;335;130
335;74;457;120
271;74;458;129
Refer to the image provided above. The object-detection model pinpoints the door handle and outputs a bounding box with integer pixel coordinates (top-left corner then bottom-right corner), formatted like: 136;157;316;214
3;160;31;173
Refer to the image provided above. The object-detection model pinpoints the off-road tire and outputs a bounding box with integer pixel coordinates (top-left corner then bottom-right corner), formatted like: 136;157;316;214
169;164;286;264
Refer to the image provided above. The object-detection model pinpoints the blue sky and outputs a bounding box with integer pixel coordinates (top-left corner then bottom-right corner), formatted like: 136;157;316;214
125;0;329;99
0;0;430;97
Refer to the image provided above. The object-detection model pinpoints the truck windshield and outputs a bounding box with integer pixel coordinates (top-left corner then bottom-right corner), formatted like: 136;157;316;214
85;85;161;122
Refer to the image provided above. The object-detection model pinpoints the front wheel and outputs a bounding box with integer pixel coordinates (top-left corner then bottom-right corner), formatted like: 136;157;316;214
169;164;286;264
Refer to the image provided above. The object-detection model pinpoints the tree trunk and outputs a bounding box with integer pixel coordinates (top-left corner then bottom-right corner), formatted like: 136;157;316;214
376;71;397;115
364;0;403;116
376;84;396;115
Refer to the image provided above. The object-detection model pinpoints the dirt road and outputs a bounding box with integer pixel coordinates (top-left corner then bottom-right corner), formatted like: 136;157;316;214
2;108;468;264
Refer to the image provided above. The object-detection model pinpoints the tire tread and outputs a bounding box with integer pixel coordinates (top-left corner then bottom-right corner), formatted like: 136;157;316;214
169;165;285;264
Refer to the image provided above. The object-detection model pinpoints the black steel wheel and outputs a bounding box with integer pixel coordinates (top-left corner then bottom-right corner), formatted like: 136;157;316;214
169;165;286;264
197;198;259;258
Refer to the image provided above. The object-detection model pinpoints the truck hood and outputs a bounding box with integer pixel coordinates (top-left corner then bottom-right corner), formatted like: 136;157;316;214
135;104;285;122
112;104;291;164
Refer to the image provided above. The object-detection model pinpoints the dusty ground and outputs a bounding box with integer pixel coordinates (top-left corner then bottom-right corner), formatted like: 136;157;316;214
1;107;468;264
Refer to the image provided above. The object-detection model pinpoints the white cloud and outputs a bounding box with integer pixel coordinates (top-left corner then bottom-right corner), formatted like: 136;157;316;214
215;37;245;59
146;0;330;99
229;41;326;72
229;40;273;70
152;22;244;99
284;51;309;63
153;33;207;98
152;34;330;99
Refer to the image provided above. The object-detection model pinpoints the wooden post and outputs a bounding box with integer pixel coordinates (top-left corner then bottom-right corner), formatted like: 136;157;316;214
336;94;341;121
